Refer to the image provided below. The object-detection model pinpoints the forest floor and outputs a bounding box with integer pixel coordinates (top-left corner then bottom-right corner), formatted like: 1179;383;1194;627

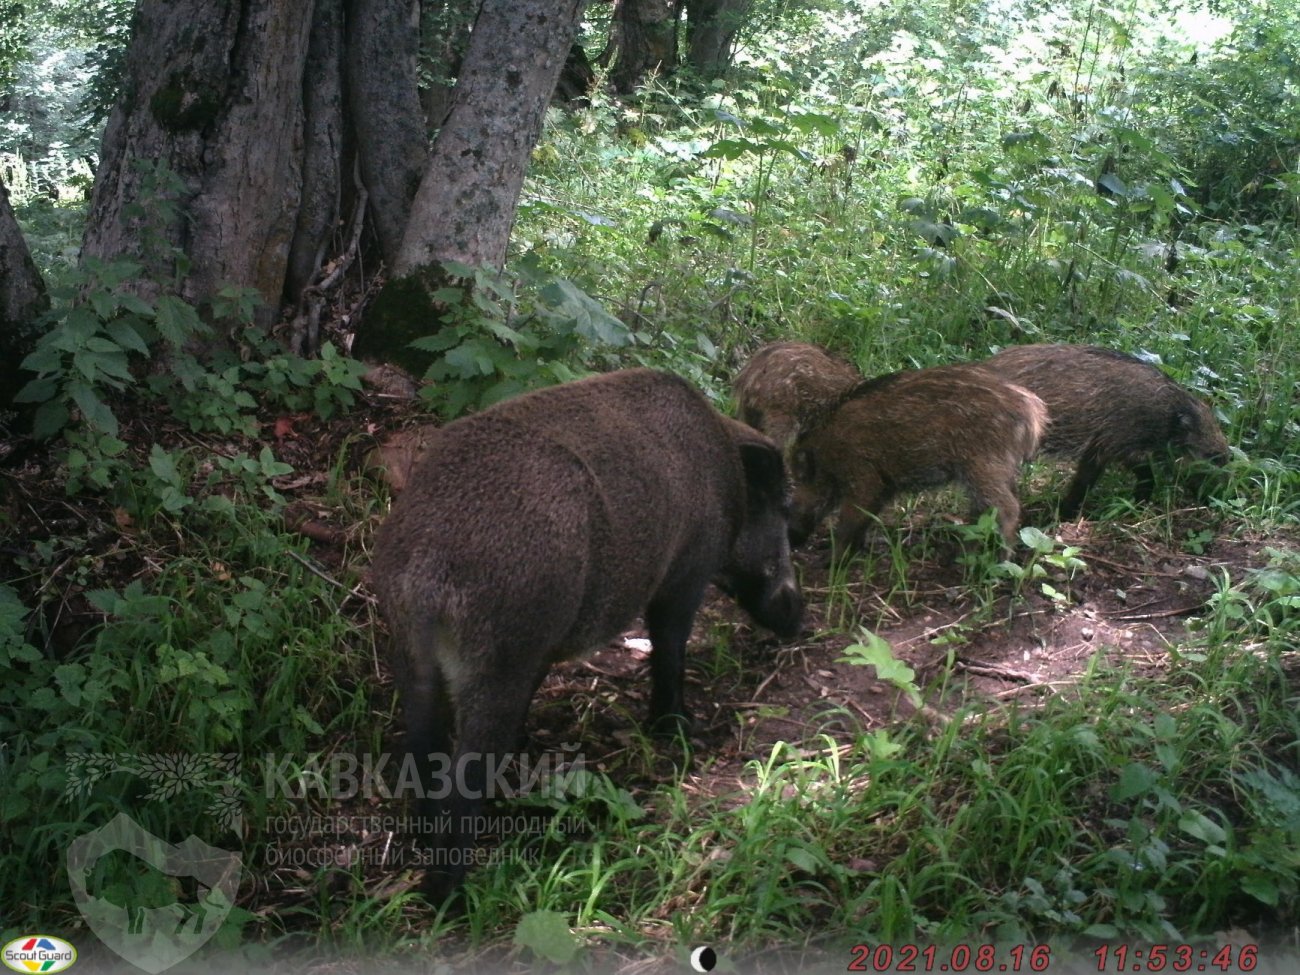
6;389;1291;973
522;503;1272;820
274;396;1291;968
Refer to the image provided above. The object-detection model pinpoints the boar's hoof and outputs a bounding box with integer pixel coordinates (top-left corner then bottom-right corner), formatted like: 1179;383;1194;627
421;867;466;911
650;710;694;740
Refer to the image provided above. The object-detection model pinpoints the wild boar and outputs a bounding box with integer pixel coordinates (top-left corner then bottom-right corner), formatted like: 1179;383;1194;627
977;344;1230;518
788;365;1048;548
369;368;803;901
732;341;862;452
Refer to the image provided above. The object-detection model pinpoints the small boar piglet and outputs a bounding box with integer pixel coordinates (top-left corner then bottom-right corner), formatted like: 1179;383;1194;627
788;365;1047;549
977;344;1230;517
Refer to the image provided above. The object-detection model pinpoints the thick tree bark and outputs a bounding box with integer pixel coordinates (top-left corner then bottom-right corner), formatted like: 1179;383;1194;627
285;0;345;302
684;0;750;79
607;0;679;94
0;176;48;410
393;0;586;275
80;0;584;364
82;0;431;341
347;0;427;260
0;177;46;331
82;1;314;327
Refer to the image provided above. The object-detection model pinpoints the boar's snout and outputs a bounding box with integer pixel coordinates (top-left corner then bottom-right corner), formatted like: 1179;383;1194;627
759;575;804;638
721;559;803;638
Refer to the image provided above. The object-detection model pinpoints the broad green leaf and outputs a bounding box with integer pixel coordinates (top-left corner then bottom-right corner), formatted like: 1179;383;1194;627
149;444;183;485
106;319;150;355
1178;810;1226;845
700;137;762;159
154;295;206;346
68;381;118;435
513;911;579;965
1113;762;1158;801
1098;173;1129;198
13;376;58;404
1241;874;1279;906
31;399;70;439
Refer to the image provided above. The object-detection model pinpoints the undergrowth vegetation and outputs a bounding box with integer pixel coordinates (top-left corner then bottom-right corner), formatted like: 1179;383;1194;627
2;0;1298;969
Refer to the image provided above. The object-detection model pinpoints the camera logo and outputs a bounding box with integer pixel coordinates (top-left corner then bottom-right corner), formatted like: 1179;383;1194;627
2;936;77;973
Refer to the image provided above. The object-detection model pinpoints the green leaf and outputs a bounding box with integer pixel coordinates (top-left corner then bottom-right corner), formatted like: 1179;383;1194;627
149;444;183;486
539;280;630;346
701;137;762;159
1098;173;1129;198
257;446;294;477
513;910;579;965
31;399;70;439
89;289;121;319
13;376;59;404
54;663;86;706
410;329;464;353
119;293;155;316
444;344;496;377
68;381;119;435
85;589;122;614
1241;874;1279;906
106;319;150;355
154;295;206;346
1113;762;1158;801
1018;525;1055;553
788;111;839;137
785;846;822;873
1178;810;1226;845
838;631;921;706
1083;923;1119;938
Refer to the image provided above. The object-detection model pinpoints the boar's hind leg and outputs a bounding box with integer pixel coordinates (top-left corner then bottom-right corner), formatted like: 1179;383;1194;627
421;657;551;904
400;631;455;832
967;472;1022;547
646;577;710;734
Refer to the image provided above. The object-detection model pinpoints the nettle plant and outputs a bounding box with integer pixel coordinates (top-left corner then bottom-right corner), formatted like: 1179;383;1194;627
15;257;364;507
411;257;635;418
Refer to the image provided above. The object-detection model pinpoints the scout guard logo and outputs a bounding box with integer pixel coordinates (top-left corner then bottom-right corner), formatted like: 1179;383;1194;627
1;936;77;973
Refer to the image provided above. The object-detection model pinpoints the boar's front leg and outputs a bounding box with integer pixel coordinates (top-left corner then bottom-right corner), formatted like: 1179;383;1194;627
1061;445;1108;519
645;575;710;735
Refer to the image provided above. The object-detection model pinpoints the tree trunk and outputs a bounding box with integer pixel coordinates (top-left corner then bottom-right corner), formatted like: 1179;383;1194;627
0;175;48;410
81;0;430;342
393;0;586;275
607;0;679;94
82;1;315;329
347;0;428;261
684;0;749;79
79;0;583;365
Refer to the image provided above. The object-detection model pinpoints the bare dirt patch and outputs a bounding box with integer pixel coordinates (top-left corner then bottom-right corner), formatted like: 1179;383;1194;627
522;503;1282;798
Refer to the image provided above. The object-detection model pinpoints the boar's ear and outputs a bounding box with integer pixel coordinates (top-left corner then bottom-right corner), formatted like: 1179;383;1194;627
725;418;786;502
1173;405;1202;440
737;440;785;503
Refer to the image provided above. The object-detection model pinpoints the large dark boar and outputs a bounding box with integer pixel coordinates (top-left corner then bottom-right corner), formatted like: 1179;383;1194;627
788;365;1048;548
733;341;862;451
977;344;1230;518
369;368;803;900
